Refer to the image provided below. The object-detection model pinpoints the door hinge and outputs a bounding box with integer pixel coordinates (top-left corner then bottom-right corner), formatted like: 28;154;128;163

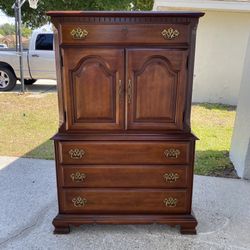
60;50;64;67
64;111;66;121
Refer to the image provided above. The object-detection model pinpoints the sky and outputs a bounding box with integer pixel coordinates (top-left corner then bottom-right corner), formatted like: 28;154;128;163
0;8;52;32
0;10;15;25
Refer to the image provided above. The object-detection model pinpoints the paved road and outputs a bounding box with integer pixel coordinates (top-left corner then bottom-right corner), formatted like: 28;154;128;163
0;156;250;250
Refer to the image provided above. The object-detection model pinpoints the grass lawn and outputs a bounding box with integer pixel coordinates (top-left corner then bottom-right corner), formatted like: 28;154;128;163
0;93;58;159
192;103;237;177
0;93;236;177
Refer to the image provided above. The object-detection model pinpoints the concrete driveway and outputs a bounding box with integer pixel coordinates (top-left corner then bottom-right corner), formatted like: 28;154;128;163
0;156;249;250
2;79;57;94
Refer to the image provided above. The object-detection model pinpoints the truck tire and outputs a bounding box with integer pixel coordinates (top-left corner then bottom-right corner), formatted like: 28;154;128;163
24;79;37;85
0;67;17;91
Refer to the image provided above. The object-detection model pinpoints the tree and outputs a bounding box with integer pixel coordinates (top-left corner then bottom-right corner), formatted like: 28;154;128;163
22;26;32;37
0;23;15;36
0;23;32;38
0;0;154;29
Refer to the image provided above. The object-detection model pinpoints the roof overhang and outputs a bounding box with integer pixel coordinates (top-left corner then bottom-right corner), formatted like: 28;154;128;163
153;0;250;12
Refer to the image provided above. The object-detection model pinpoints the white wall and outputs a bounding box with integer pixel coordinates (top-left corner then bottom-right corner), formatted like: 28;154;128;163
230;34;250;179
155;3;250;105
194;11;250;105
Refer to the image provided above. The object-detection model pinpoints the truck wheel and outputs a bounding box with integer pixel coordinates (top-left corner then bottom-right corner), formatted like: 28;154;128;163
0;67;17;91
24;79;37;85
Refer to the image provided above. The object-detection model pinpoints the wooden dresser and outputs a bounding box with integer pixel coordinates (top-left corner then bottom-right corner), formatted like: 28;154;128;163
48;11;204;235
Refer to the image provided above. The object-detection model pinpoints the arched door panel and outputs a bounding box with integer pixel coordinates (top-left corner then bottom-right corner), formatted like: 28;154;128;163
126;49;188;131
63;48;124;131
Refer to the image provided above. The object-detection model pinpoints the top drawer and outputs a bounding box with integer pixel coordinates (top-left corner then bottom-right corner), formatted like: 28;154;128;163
58;141;191;165
60;24;190;45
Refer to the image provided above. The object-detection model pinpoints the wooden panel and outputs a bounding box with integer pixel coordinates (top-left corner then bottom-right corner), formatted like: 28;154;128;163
61;188;188;214
63;48;124;131
127;49;188;131
75;64;113;120
59;141;190;165
61;24;189;45
61;165;188;188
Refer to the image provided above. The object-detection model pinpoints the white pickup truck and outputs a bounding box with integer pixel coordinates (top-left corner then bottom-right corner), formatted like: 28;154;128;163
0;30;56;91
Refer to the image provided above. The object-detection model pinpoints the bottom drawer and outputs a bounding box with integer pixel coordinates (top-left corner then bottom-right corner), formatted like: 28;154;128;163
61;189;188;214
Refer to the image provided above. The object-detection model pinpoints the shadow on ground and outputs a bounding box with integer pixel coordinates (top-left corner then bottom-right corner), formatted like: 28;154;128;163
9;80;57;94
195;150;238;178
0;156;250;249
23;139;55;160
193;103;236;111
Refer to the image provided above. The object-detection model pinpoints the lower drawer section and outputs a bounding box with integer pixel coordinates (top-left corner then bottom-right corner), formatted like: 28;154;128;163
61;165;188;188
60;188;188;214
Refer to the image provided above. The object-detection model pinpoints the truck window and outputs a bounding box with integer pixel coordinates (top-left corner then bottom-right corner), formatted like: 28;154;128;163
35;34;53;50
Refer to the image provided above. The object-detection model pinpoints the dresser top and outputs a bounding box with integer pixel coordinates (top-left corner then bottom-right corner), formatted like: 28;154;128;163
47;11;204;18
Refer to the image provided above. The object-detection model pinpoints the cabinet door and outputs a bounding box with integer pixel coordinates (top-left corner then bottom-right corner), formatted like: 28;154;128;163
126;49;188;131
63;48;124;131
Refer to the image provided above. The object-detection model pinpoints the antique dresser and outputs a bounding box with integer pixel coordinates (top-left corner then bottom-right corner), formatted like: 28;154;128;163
48;11;204;234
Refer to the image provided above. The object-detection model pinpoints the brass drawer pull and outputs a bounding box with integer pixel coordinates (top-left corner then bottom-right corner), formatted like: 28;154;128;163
164;197;178;207
164;149;180;159
70;27;88;39
161;27;180;40
70;172;86;182
69;148;85;159
163;173;179;183
127;79;132;104
72;196;87;207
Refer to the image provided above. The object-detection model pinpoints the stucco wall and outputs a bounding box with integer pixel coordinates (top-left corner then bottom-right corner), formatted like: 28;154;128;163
194;11;250;105
155;5;250;105
230;33;250;179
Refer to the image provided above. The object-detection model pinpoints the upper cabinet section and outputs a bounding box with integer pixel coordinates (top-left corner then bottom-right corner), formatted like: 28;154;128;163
48;11;204;133
48;11;204;46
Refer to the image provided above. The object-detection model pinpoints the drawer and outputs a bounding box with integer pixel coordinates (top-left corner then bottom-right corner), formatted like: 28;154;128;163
61;188;188;214
59;141;191;165
60;24;189;45
61;165;188;188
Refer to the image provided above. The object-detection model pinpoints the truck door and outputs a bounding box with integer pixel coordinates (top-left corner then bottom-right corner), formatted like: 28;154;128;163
29;33;56;80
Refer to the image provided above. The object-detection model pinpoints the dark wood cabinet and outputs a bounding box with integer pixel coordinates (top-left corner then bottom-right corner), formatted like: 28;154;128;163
48;11;204;235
